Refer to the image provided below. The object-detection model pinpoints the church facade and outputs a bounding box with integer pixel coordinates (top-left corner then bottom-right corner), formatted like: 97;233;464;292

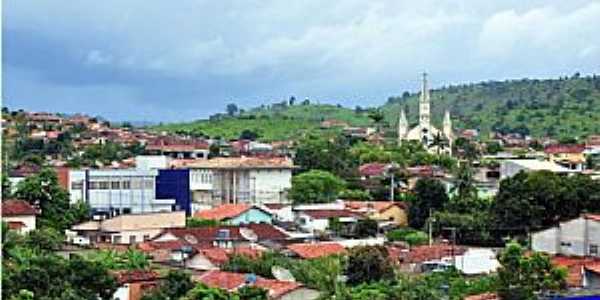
398;73;453;154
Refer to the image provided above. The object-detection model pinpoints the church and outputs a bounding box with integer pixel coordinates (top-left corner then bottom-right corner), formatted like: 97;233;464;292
398;73;453;155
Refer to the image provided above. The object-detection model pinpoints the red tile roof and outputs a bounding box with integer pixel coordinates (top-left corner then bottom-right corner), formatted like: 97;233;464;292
550;255;600;287
160;223;288;244
398;244;466;264
287;242;346;259
137;240;189;252
113;270;159;285
358;163;388;177
194;270;302;298
2;199;37;216
194;204;254;221
544;144;585;154
198;247;263;266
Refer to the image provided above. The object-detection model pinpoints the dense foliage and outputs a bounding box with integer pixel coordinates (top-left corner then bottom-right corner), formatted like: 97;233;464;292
408;178;449;229
289;170;346;204
385;228;428;246
384;74;600;139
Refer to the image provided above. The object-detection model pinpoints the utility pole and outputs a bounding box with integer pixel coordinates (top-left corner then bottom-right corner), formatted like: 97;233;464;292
390;172;395;202
428;208;435;246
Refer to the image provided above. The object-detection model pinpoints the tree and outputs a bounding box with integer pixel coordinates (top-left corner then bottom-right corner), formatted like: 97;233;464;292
183;284;229;300
409;178;449;229
142;270;194;300
24;227;63;252
368;109;385;132
226;103;239;117
485;141;503;155
14;168;74;231
386;228;428;246
451;162;477;203
236;286;268;300
452;137;479;161
497;242;566;299
289;170;345;204
345;246;394;285
288;96;296;106
294;134;357;178
354;219;378;238
187;217;222;228
240;129;260;141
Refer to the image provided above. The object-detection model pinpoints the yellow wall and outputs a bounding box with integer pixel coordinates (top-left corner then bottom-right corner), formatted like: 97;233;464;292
371;206;408;227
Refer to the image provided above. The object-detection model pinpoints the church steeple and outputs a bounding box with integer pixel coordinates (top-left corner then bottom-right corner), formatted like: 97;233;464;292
398;107;408;145
419;72;431;128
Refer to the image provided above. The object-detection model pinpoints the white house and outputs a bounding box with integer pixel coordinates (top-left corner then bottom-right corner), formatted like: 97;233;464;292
500;159;575;179
295;209;361;234
532;214;600;257
2;199;37;234
181;157;294;206
67;211;186;245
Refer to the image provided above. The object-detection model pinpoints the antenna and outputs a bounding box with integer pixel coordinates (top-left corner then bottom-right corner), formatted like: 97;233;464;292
271;266;296;282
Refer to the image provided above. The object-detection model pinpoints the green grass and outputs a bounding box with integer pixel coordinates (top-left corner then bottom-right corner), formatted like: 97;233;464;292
153;104;373;141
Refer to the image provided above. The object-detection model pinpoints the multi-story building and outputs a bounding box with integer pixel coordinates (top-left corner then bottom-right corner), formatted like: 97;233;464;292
68;169;180;217
178;157;294;207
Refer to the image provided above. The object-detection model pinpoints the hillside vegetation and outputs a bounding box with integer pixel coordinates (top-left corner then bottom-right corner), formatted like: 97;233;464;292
153;103;372;141
155;74;600;141
383;74;600;139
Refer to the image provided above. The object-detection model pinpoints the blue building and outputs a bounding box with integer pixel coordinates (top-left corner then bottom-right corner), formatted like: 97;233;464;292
155;169;192;216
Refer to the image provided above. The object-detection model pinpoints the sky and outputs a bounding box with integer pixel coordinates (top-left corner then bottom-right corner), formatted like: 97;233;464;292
3;0;600;122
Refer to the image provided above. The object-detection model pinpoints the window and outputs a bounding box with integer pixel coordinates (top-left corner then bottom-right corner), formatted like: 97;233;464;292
122;180;131;189
143;235;150;241
88;181;99;189
111;181;121;189
98;181;110;190
129;236;136;244
144;180;154;189
71;181;83;190
122;208;131;214
590;244;598;256
113;235;122;244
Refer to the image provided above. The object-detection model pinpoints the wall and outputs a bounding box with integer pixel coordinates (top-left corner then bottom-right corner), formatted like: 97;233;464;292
3;215;36;234
280;288;320;300
559;218;587;256
156;169;191;215
249;169;292;204
229;208;273;225
532;227;559;255
372;206;408;226
110;229;162;244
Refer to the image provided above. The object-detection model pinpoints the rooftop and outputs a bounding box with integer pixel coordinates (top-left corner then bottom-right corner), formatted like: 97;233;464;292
194;204;269;221
194;270;302;298
286;242;346;259
544;144;586;154
2;199;37;216
180;156;295;169
504;159;573;173
300;209;361;219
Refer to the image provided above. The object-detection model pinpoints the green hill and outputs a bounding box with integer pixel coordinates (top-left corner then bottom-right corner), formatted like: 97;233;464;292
155;75;600;141
382;74;600;140
153;103;373;141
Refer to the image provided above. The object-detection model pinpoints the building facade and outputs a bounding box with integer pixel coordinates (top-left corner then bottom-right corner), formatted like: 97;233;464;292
68;169;177;217
532;215;600;257
185;157;294;207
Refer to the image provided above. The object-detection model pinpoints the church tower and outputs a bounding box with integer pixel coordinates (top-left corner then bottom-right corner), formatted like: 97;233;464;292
419;72;431;129
397;107;408;145
443;110;453;155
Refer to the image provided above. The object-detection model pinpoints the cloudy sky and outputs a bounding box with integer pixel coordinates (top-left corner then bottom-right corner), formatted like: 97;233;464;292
4;1;600;122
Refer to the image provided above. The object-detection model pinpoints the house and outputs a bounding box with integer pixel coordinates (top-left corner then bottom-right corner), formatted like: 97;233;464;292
294;209;362;234
358;163;388;179
545;144;586;170
286;242;346;259
112;270;160;300
499;159;574;179
7;163;41;189
550;256;600;288
194;204;273;225
2;199;37;234
394;244;466;273
145;136;209;159
67;211;186;245
532;214;600;257
152;223;289;250
194;270;320;300
181;157;295;206
184;247;262;271
344;201;408;227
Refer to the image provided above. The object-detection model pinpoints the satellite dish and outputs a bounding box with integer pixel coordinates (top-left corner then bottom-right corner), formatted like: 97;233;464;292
272;266;296;282
240;228;258;242
184;234;198;244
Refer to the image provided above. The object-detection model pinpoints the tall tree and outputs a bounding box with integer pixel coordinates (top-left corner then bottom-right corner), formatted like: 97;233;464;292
409;178;449;229
289;170;345;204
345;246;394;285
226;103;239;116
